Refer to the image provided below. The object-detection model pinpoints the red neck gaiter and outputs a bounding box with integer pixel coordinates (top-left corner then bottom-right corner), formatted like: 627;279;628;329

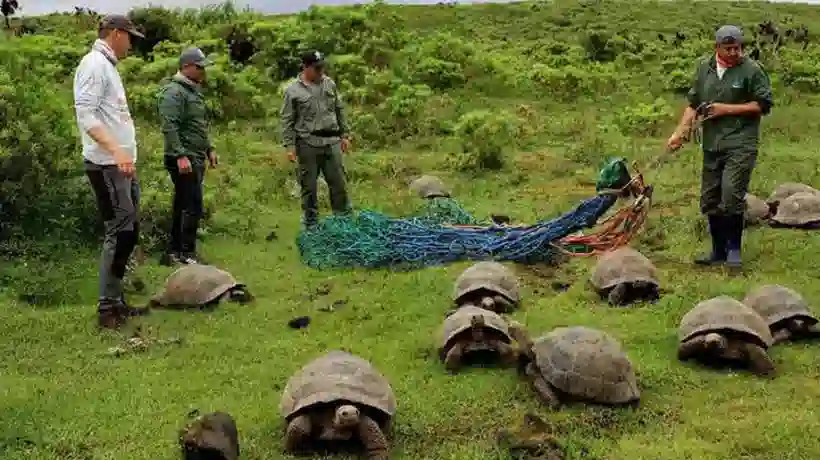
716;53;740;68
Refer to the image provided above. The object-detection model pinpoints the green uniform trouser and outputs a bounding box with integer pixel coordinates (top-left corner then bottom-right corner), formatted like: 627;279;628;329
296;140;352;226
700;147;757;216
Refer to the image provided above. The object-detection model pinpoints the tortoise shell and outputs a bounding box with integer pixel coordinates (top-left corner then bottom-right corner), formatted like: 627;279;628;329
438;305;512;353
678;296;773;349
742;284;818;328
589;246;659;291
151;264;242;307
453;261;520;305
409;175;450;199
279;351;396;424
770;191;820;226
529;326;640;404
766;182;819;207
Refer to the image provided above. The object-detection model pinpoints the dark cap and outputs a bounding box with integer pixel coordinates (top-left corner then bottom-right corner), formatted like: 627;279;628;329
99;14;145;39
180;47;213;68
301;50;325;68
716;25;743;45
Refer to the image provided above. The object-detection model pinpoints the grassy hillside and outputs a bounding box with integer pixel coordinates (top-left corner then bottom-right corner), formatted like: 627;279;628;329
4;1;820;459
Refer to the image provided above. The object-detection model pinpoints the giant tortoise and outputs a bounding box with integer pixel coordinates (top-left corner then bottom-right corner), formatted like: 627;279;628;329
769;191;820;228
742;284;820;344
280;351;396;460
744;193;771;226
179;411;239;460
677;296;775;377
508;322;640;408
589;246;660;306
766;182;819;214
409;175;450;199
437;305;517;372
453;261;520;313
149;264;253;310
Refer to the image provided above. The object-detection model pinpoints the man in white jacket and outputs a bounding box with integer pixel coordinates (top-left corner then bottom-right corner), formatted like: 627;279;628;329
73;14;149;329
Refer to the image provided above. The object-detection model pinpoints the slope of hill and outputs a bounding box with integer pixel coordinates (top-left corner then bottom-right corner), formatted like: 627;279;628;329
3;1;820;459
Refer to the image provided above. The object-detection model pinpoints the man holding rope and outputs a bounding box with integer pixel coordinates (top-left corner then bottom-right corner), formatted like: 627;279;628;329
667;24;774;270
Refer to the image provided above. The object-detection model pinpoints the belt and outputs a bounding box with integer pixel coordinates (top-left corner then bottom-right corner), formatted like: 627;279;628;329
310;129;342;138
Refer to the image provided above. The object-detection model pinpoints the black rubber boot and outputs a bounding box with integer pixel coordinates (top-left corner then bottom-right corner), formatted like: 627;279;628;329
724;213;744;271
694;215;727;266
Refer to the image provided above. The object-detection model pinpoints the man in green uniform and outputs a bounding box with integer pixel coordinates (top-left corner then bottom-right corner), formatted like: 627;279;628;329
667;25;774;270
158;47;217;265
280;50;353;229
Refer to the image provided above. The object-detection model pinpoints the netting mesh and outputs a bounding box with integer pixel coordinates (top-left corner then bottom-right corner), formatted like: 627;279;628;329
296;157;634;270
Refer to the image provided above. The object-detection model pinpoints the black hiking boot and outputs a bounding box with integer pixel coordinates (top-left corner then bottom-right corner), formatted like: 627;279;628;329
694;215;727;266
724;213;744;271
98;299;127;330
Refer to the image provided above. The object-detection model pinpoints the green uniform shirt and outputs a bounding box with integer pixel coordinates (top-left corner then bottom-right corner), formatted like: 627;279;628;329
686;54;774;152
158;73;213;164
280;74;348;149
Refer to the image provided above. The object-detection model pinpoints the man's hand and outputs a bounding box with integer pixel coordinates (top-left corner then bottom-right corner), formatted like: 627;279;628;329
666;130;686;152
177;156;192;174
208;150;218;168
341;137;351;154
113;149;135;177
704;103;734;119
286;150;296;162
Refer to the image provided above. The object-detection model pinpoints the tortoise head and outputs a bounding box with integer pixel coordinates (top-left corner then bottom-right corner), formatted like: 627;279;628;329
787;317;809;332
333;404;360;430
703;332;728;352
227;286;253;304
506;320;536;373
469;314;487;341
480;296;496;310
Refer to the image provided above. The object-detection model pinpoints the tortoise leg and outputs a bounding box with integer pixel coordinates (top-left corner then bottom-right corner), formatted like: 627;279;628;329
607;283;629;306
358;415;390;460
743;342;776;377
284;415;312;452
526;364;560;409
805;322;820;339
677;335;708;361
772;327;793;345
444;342;465;372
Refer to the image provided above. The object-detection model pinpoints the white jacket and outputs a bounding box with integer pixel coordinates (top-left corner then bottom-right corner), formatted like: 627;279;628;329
73;39;137;165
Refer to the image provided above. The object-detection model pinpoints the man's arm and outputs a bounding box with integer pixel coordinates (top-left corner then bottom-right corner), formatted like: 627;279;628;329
158;85;187;158
333;85;348;138
74;63;121;157
280;89;296;149
733;65;774;116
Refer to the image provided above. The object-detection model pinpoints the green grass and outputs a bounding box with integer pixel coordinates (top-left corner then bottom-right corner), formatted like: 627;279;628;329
6;129;820;459
6;1;820;459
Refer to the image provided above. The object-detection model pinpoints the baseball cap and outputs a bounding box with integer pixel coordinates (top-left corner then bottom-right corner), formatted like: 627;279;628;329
179;47;213;68
300;50;325;68
99;14;145;39
715;25;744;45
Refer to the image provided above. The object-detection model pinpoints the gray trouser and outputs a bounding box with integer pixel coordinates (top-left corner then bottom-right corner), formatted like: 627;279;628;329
296;140;352;226
700;147;757;216
84;161;140;303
